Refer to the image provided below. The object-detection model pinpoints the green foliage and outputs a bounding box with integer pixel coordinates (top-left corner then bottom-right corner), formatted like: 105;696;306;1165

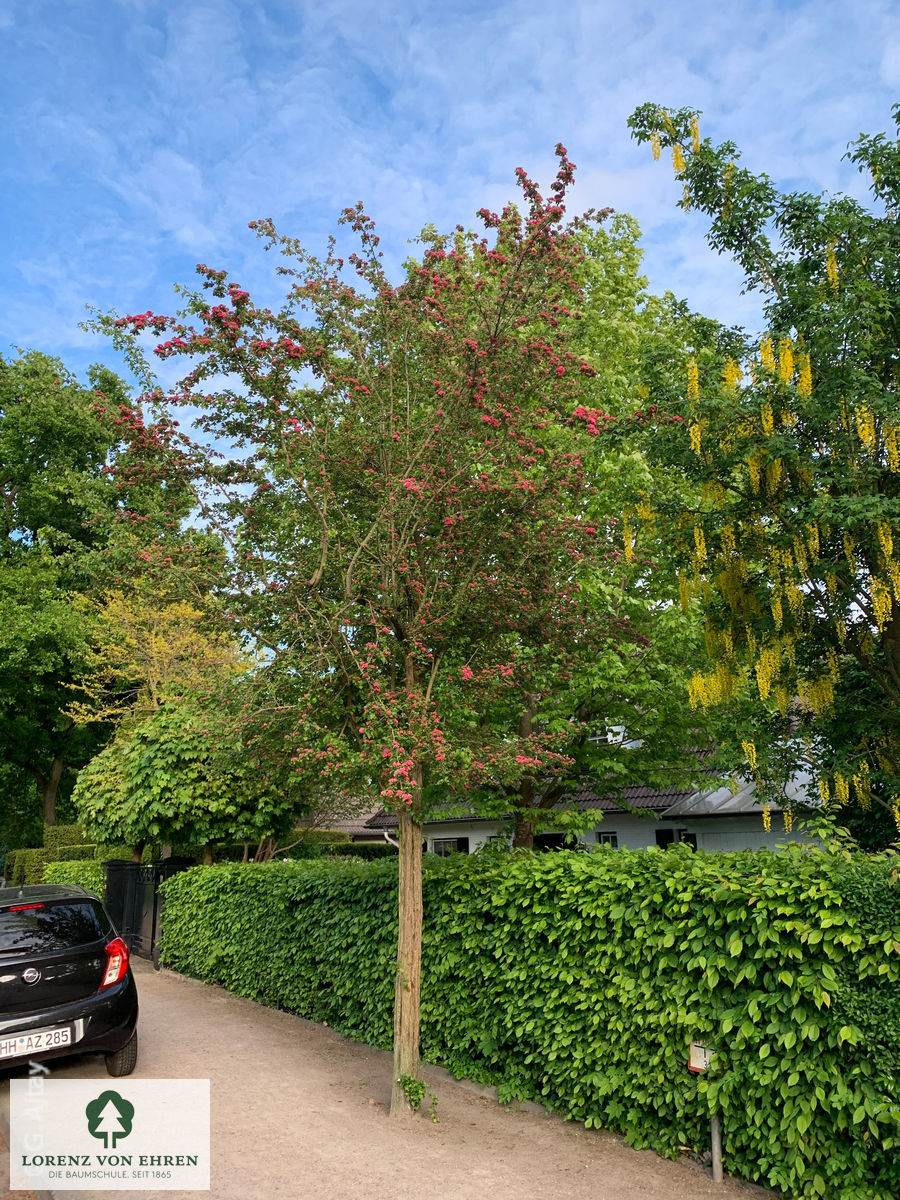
623;104;900;837
22;848;52;884
160;850;899;1199
74;700;304;851
4;849;25;885
43;824;85;853
43;859;105;898
56;845;97;862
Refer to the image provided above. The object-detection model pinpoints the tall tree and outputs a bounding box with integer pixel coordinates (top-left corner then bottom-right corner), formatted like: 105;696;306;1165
0;351;214;826
99;148;637;1111
623;103;900;839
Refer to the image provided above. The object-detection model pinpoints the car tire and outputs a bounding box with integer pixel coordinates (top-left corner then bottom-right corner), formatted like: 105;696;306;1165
105;1032;138;1077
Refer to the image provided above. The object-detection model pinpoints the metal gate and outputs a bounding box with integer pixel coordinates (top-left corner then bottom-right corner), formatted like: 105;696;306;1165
103;859;194;964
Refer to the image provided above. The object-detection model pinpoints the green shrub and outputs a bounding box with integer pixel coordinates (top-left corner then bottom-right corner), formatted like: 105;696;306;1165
325;843;397;860
4;849;25;886
94;844;157;864
43;860;105;899
159;848;900;1200
23;848;52;884
56;845;98;862
302;829;351;845
43;824;85;854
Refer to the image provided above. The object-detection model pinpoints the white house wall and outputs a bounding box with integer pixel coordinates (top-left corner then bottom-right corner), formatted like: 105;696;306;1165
423;814;817;853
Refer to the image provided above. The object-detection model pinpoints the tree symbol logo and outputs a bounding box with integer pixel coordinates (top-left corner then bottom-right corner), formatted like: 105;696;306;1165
85;1090;135;1149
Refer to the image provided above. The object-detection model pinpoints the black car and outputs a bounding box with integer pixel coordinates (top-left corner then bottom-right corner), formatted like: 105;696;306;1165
0;884;138;1076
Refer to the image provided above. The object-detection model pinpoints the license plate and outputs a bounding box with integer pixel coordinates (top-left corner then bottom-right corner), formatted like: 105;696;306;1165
0;1025;72;1059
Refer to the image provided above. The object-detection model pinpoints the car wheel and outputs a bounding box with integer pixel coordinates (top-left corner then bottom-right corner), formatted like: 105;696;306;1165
105;1032;138;1077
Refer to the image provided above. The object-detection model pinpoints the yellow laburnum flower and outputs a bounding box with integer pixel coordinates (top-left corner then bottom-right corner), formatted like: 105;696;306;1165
826;647;839;681
770;594;783;631
761;401;775;437
759;335;776;371
673;143;685;172
693;525;707;563
825;572;838;599
748;455;762;493
650;131;661;161
762;806;772;833
723;358;742;390
819;778;831;804
893;801;900;836
690;116;700;152
792;537;808;574
766;459;782;493
783;809;794;834
877;518;893;562
834;774;850;805
623;518;634;563
720;524;736;556
806;523;820;561
855;404;876;449
826;240;839;290
775;685;790;715
872;576;893;631
741;739;757;769
797;354;812;397
756;643;780;698
843;532;856;570
835;617;846;645
689;423;702;454
636;499;654;524
885;424;899;472
687;358;699;401
888;561;900;599
678;573;692;612
778;339;794;383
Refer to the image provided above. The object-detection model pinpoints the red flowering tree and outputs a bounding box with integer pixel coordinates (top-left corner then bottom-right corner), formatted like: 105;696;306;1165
98;148;649;1112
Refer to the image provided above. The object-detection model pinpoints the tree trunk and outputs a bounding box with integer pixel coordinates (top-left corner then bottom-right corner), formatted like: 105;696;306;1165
201;845;214;865
512;809;535;850
389;790;424;1116
131;840;146;864
512;702;537;850
41;758;66;827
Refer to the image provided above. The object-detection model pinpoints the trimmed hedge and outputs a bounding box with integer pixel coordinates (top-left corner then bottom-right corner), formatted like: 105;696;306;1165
158;848;899;1199
23;848;52;885
43;860;105;899
57;845;98;862
4;849;25;886
43;823;85;854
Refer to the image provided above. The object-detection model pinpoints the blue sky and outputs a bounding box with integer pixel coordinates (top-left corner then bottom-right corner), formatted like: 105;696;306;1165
1;0;899;386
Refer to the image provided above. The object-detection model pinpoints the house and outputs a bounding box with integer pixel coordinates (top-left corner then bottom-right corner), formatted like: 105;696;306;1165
365;771;817;854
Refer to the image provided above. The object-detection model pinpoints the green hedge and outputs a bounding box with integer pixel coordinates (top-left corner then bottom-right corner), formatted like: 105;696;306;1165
43;823;85;854
43;860;105;899
57;844;98;862
158;849;900;1200
23;848;52;884
4;849;25;886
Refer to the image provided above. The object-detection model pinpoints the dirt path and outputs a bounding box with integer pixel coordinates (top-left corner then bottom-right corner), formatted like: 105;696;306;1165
1;959;772;1200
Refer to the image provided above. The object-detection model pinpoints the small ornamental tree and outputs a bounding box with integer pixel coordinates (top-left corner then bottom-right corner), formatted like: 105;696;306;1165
625;103;900;837
73;701;299;862
99;148;635;1112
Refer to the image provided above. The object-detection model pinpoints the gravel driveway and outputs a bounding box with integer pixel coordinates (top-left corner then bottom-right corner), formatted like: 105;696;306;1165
1;958;772;1200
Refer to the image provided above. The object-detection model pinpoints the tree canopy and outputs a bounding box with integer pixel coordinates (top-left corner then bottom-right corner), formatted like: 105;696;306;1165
624;103;900;841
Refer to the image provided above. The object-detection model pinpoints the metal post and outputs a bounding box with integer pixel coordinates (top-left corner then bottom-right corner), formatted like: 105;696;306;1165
710;1112;723;1183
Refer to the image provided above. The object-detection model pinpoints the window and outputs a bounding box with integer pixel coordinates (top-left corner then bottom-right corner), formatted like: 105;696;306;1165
596;832;619;848
656;828;696;849
431;838;470;857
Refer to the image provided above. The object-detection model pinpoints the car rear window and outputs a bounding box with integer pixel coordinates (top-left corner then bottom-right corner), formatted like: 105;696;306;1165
0;901;110;954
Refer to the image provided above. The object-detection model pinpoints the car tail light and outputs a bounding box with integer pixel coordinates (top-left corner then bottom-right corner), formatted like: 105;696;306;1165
100;938;129;989
8;903;44;912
